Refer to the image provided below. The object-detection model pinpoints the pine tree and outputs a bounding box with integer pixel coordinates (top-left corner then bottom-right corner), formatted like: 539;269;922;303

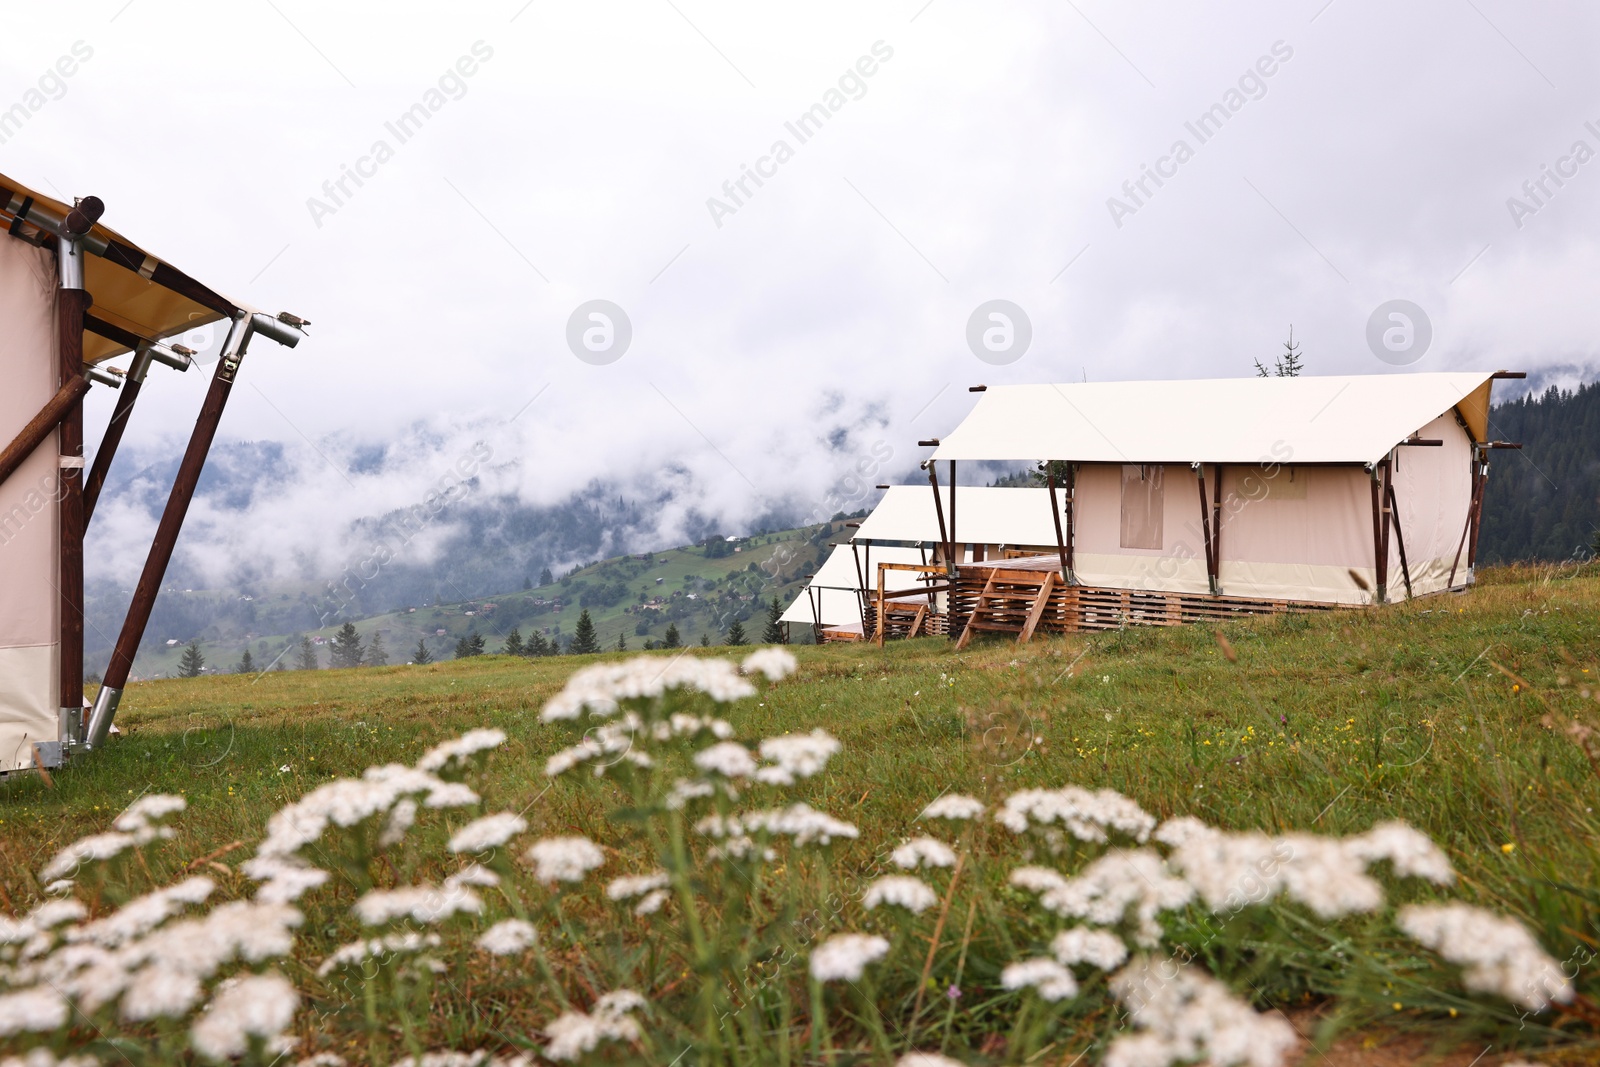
762;596;785;644
273;658;286;671
413;639;433;665
454;635;472;659
616;632;627;652
330;622;364;669
570;610;600;655
526;631;549;657
539;566;553;586
178;640;205;678
365;632;389;667
523;576;533;590
663;623;681;649
296;636;318;670
503;628;525;656
236;648;255;674
726;619;747;646
469;632;486;656
1255;325;1305;378
700;633;710;647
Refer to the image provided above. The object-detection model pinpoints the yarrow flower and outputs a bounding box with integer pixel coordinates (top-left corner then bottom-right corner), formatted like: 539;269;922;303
892;837;958;870
895;1056;967;1067
919;794;985;821
1052;927;1129;971
241;856;329;905
810;933;889;982
740;647;798;681
525;837;606;884
693;741;759;779
863;876;939;914
354;884;482;926
0;986;69;1037
319;932;443;976
189;972;299;1062
448;812;528;854
995;786;1156;843
112;794;187;833
1398;903;1573;1011
543;989;645;1061
477;919;538;957
541;656;755;721
417;728;507;772
1001;957;1079;1001
1106;957;1297;1067
755;729;840;785
1022;849;1193;948
606;872;669;901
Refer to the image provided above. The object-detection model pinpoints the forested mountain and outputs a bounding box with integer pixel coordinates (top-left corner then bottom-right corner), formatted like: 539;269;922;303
1478;381;1600;563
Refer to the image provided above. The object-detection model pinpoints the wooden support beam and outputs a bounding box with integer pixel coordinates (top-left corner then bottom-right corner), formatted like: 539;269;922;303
1064;463;1076;574
82;363;144;523
948;460;957;567
1211;464;1224;593
954;573;996;651
1385;476;1414;600
1017;570;1057;644
1046;467;1070;581
0;377;89;490
926;464;951;576
1467;455;1488;567
58;287;92;726
1195;465;1216;593
909;603;928;638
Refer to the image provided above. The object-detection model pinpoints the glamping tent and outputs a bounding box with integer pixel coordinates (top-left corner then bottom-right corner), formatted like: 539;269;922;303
918;373;1519;644
778;542;929;642
1;172;306;772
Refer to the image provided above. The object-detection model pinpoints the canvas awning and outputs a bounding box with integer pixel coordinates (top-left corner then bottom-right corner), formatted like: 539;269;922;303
779;543;929;626
931;374;1496;468
1;171;251;364
853;485;1062;546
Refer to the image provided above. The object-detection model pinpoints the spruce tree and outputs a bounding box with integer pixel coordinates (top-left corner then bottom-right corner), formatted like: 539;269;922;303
523;576;532;590
700;633;710;647
570;610;600;655
454;635;472;659
178;640;205;678
366;632;389;667
762;596;785;644
503;628;525;656
469;632;486;656
616;632;627;652
296;636;318;670
539;566;553;586
413;639;433;665
726;619;747;646
236;648;255;674
526;631;549;657
330;622;364;669
662;623;681;649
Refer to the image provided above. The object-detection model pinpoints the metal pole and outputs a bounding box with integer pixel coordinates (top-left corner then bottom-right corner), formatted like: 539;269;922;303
84;314;252;750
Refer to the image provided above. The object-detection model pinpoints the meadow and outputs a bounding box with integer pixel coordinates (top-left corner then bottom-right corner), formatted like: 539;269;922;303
3;562;1598;1065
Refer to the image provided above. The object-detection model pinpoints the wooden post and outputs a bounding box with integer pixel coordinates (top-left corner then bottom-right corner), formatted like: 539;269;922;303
926;464;951;577
1046;466;1070;581
1448;448;1483;587
1195;465;1216;594
1466;455;1487;567
1064;463;1076;575
1385;477;1414;600
875;563;886;647
57;287;92;732
82;348;149;522
1211;464;1224;594
85;315;249;749
0;378;90;490
947;460;957;568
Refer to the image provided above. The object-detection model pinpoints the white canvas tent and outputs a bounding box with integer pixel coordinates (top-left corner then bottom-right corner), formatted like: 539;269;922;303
926;373;1512;611
1;172;305;771
779;543;928;638
853;485;1062;560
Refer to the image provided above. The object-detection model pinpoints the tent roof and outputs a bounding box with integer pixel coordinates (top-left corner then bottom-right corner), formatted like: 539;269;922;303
1;171;251;365
854;485;1061;546
930;373;1497;468
779;543;928;625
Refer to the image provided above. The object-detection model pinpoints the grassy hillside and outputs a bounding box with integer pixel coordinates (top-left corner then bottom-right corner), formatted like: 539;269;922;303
122;521;848;678
5;563;1599;1061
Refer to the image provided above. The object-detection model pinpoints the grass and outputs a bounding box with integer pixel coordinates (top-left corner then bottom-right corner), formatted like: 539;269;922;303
5;562;1599;1061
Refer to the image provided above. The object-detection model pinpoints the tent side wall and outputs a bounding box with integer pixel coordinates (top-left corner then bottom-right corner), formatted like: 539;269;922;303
1385;412;1475;597
0;236;62;771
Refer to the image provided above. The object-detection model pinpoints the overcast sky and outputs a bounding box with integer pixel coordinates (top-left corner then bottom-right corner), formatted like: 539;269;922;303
5;0;1597;584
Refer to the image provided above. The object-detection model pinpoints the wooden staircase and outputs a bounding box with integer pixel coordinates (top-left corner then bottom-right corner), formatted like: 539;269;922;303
954;570;1059;649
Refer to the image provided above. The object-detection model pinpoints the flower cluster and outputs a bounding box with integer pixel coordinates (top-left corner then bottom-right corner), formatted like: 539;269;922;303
1398;903;1573;1010
543;990;646;1061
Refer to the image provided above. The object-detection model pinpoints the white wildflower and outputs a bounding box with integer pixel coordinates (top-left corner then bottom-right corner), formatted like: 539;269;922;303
545;739;602;777
477;919;539;957
1158;819;1388;919
665;778;715;809
753;803;859;846
741;647;797;681
694;741;759;778
318;932;442;976
919;794;985;821
354;884;482;926
543;989;644;1061
422;782;480;809
892;837;958;870
416;727;507;772
1276;834;1384;919
1106;956;1298;1067
1052;927;1129;970
189;972;299;1062
445;865;500;891
113;793;187;832
1344;820;1455;884
43;879;75;895
1398;903;1573;1011
0;986;68;1036
38;831;137;883
26;899;88;930
380;798;418;848
242;856;330;905
755;729;840;784
896;1056;967;1067
68;877;212;948
595;989;646;1016
541;655;756;721
635;889;669;916
119;965;203;1021
1001;957;1079;1001
1009;866;1069;894
864;876;939;914
525;837;606;884
809;933;889;982
449;812;528;853
606;872;669;900
1037;849;1193;947
995;786;1156;843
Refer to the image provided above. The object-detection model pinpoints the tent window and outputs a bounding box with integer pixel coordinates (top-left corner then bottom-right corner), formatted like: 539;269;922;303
1120;464;1164;550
